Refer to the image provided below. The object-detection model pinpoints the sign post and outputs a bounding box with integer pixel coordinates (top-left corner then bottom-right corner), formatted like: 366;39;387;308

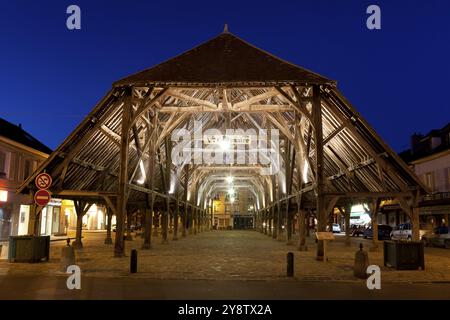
316;232;335;262
34;172;52;207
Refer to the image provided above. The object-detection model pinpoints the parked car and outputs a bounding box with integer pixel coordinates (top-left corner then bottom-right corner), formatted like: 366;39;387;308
350;225;365;237
363;225;392;240
332;223;341;233
391;223;430;240
390;223;413;241
421;226;450;248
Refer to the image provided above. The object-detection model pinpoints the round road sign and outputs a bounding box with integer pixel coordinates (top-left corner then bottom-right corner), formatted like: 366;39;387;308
34;189;51;207
35;173;52;190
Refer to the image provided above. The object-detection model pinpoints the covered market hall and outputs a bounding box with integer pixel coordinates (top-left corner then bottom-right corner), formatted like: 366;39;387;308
18;26;426;262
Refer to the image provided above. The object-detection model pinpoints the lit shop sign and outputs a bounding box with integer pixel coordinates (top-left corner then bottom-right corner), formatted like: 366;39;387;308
48;198;62;207
203;135;251;145
0;190;7;202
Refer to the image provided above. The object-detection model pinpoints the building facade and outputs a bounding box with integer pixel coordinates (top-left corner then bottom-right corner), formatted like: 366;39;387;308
0;118;51;239
0;118;109;241
400;123;450;229
212;189;255;229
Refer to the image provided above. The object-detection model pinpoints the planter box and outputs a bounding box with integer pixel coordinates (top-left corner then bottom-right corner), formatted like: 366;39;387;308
383;241;425;270
8;236;50;263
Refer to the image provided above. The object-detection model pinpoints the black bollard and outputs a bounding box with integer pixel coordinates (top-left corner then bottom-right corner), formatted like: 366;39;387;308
287;252;294;277
130;249;138;273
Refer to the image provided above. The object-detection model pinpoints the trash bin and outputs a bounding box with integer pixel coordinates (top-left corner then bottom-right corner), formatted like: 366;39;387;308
8;236;50;263
383;240;424;270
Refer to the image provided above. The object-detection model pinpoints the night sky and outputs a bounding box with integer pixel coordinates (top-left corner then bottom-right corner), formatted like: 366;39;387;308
1;0;449;152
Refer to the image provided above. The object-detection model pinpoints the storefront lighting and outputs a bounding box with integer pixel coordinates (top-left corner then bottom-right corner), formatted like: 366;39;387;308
0;190;7;202
226;176;233;184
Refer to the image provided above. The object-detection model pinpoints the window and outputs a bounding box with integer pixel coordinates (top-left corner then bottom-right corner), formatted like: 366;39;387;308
0;151;11;179
23;159;35;180
424;172;435;191
446;167;450;190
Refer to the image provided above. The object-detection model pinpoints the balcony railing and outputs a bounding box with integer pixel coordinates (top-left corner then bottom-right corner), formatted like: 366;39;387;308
420;192;450;202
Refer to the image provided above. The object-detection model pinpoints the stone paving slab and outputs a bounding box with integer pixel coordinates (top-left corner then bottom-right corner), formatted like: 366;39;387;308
1;230;450;283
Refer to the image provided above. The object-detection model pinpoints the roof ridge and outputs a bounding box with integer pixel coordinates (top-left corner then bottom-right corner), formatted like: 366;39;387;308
114;30;334;87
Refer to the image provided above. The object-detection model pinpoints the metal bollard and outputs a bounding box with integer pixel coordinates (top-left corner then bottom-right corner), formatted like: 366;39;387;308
287;252;294;277
130;249;138;273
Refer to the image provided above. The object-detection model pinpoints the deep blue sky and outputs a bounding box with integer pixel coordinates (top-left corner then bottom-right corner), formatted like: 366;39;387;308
1;0;449;152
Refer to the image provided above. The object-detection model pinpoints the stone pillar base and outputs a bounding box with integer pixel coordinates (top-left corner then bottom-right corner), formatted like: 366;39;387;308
104;237;113;245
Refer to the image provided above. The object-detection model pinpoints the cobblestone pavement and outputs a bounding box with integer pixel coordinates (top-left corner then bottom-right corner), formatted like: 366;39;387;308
1;229;450;283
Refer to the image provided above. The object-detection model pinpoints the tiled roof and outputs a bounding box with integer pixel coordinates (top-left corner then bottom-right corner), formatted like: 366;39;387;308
0;118;52;154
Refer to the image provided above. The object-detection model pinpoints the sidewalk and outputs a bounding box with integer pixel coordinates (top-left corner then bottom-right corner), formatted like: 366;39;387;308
0;230;449;283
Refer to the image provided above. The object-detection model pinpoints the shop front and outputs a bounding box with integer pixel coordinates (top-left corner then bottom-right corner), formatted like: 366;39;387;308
39;198;65;236
65;201;106;231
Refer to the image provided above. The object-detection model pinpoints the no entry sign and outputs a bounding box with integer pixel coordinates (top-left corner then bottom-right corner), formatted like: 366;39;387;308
35;173;52;190
34;189;51;207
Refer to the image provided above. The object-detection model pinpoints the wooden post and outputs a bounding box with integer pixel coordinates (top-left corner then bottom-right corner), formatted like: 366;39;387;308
28;204;39;236
313;85;326;261
105;209;113;244
277;188;283;241
73;200;92;249
162;197;169;244
263;209;267;234
142;194;154;249
182;165;189;237
173;197;179;240
188;205;193;235
125;209;133;241
344;204;352;246
193;207;198;235
286;199;292;244
153;211;159;237
210;203;214;230
270;204;278;239
114;87;131;257
371;198;380;249
297;207;307;251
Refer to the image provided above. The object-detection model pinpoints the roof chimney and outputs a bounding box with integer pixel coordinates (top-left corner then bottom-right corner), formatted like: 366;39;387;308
411;133;423;154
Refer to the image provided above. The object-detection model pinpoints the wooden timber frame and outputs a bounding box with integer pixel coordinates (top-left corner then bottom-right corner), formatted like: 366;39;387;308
17;28;427;259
